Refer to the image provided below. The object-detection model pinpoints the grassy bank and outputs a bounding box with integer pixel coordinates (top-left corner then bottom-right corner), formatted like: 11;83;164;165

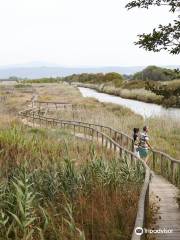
79;78;180;108
0;124;143;240
74;82;163;105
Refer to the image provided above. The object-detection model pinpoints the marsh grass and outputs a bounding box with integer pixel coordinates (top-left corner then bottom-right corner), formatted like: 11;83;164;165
0;125;144;240
76;83;162;104
48;102;180;158
1;82;179;158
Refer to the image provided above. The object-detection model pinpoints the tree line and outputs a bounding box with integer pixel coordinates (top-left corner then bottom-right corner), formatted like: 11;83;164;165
133;66;180;81
63;72;124;87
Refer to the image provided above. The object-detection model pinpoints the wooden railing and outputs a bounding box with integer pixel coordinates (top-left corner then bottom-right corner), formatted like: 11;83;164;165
26;101;131;149
19;109;132;150
26;101;74;109
72;120;180;187
23;102;134;152
31;100;180;188
0;95;8;102
149;150;180;187
19;108;151;240
59;120;133;152
0;87;14;95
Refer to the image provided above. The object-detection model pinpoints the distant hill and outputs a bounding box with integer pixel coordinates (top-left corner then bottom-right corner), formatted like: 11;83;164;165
0;64;179;79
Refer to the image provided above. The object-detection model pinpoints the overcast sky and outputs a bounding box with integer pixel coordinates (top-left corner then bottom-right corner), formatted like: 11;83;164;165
0;0;179;67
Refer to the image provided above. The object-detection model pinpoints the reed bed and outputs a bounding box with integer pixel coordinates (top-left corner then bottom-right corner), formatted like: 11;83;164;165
0;125;144;240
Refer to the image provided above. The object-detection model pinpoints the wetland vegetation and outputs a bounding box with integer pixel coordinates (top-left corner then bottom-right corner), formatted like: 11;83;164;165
0;82;179;239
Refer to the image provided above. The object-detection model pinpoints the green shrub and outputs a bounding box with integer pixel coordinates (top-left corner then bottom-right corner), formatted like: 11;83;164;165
133;66;180;81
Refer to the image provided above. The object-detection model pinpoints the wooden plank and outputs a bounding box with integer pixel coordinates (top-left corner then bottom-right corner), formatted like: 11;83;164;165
150;173;180;240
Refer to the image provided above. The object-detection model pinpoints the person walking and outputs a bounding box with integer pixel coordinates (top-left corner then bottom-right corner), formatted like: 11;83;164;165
138;126;152;163
132;128;140;156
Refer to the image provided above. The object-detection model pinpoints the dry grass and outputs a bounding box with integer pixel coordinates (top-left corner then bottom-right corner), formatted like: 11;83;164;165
1;82;179;159
161;79;180;86
76;82;162;104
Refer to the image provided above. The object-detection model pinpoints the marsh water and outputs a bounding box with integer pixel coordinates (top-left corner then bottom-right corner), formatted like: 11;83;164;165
79;87;180;120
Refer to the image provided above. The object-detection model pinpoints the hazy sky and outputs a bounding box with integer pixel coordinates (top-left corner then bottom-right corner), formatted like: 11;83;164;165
0;0;179;67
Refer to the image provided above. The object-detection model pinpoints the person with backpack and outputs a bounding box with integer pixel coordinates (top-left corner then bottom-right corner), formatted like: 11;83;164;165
138;126;152;162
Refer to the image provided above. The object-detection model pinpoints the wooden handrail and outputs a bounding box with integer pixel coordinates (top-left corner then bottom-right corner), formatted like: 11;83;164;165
26;100;72;105
152;149;180;163
20;106;180;160
19;107;180;182
20;106;133;151
28;102;180;186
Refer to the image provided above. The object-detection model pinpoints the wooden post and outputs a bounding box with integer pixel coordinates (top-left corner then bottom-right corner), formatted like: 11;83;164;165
119;147;122;158
84;126;86;138
153;151;156;171
92;129;94;141
110;140;112;150
33;112;34;127
109;128;112;138
105;139;108;149
160;154;163;175
173;163;176;185
87;127;90;138
121;134;123;146
131;139;134;152
126;137;129;149
102;134;104;146
114;132;117;141
114;144;116;153
145;184;150;227
131;139;134;162
171;162;175;184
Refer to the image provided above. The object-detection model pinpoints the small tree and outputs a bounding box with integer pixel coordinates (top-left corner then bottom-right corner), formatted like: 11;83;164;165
146;81;180;107
126;0;180;54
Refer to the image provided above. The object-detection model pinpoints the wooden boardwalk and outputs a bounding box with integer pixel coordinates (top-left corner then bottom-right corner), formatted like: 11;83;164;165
150;173;180;240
